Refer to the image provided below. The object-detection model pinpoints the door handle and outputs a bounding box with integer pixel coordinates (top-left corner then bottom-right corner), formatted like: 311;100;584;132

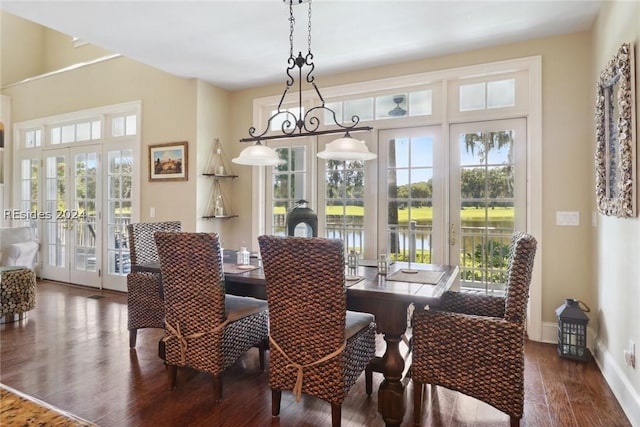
63;218;74;231
449;223;456;246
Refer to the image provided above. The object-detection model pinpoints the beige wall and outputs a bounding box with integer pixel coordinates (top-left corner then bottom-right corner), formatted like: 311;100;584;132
592;0;640;421
229;31;595;323
195;80;233;236
1;13;231;233
0;12;45;86
43;27;113;73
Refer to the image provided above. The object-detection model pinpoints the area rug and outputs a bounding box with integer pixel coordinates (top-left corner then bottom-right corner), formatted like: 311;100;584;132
0;383;97;426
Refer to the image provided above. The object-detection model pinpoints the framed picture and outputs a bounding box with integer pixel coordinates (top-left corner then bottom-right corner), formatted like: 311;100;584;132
149;141;188;181
595;43;636;217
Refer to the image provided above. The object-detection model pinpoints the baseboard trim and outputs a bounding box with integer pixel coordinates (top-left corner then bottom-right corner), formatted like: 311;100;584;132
593;338;640;427
540;322;638;426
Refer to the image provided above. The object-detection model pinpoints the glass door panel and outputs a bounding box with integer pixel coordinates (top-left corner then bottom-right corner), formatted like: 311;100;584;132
449;119;526;294
42;150;68;281
318;132;375;259
41;146;101;287
101;146;133;292
70;149;100;286
379;127;442;264
266;139;313;237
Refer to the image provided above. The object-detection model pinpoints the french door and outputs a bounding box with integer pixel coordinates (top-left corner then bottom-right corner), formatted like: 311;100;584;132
39;143;132;291
378;127;444;264
41;145;101;287
449;118;527;293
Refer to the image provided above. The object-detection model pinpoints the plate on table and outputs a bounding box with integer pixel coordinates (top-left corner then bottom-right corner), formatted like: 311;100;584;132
237;265;255;270
345;275;361;281
400;269;419;274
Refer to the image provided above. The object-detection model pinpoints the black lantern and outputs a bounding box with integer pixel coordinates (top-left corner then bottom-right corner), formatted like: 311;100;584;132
556;298;591;361
286;200;318;238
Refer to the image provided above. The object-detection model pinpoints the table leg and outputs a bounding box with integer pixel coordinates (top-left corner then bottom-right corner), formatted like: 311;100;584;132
377;333;405;426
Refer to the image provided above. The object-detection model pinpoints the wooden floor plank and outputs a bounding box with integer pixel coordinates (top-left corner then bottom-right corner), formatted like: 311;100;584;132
0;281;632;427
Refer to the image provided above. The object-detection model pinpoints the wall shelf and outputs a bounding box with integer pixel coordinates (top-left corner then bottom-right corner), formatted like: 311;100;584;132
202;214;239;220
202;139;237;219
202;173;238;179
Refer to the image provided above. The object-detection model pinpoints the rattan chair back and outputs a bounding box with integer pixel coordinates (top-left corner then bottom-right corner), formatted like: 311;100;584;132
127;221;181;265
258;235;348;402
155;232;226;371
504;231;537;323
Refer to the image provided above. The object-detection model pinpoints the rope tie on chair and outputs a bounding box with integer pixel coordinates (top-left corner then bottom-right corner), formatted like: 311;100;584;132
163;319;230;364
269;335;346;402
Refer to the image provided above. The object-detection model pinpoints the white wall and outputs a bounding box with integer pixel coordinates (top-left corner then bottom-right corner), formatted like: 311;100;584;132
592;2;640;425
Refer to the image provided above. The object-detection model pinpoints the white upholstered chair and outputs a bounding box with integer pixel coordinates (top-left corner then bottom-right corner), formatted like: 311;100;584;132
0;227;39;270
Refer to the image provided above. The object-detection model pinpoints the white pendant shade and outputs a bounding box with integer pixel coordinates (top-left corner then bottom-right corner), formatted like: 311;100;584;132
317;136;377;161
232;143;285;166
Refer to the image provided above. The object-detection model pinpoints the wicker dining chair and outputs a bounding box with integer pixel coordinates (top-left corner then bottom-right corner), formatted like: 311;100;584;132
126;221;181;348
411;231;537;427
258;235;376;427
155;232;268;401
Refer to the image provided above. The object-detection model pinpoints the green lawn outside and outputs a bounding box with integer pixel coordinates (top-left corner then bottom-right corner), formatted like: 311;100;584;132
274;205;514;223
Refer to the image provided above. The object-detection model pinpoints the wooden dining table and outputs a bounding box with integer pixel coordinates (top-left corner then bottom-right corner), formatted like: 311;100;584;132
132;259;459;427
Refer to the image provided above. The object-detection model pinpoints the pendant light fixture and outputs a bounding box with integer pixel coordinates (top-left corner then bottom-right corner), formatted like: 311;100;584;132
232;0;376;166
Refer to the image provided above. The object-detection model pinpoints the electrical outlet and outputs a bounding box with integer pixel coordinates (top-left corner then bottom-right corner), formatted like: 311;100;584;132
624;340;636;368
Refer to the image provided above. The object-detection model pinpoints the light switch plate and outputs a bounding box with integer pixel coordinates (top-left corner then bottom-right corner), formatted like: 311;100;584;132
556;211;580;226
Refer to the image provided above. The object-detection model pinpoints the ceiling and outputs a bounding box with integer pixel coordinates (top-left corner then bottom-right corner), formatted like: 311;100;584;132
1;1;602;91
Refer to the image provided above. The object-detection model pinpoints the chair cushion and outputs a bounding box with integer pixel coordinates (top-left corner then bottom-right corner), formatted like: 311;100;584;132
345;310;375;340
225;295;268;323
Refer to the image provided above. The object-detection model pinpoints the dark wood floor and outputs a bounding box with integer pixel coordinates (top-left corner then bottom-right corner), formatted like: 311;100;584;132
0;281;631;427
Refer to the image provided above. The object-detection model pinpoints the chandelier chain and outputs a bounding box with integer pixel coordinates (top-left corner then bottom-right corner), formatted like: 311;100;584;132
288;0;295;58
307;0;312;54
239;0;373;144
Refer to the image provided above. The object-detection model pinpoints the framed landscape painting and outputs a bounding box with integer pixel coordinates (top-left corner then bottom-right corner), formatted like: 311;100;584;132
149;141;188;181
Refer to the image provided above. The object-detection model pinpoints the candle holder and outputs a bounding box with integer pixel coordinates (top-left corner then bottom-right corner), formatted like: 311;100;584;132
347;250;359;274
377;253;388;275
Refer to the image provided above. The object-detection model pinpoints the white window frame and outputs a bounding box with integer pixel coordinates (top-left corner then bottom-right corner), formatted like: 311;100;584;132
249;57;542;341
11;101;142;291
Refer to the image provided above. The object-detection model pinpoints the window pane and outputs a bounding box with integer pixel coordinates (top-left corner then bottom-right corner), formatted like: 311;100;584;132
460;82;486;111
487;79;515;109
459;132;483;166
272;201;287;236
91;121;101;139
291;172;305;200
344;98;373;122
270;108;301;132
290;146;306;171
271;145;307;236
61;125;75;143
324;158;365;254
376;94;407;119
409;90;432;116
26;130;36;148
386;132;435;263
76;122;91;141
51;127;61;145
389;137;410;169
486;131;514;164
324;102;343;125
411;136;433;167
112;117;125;137
125;115;137;135
34;130;42;147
